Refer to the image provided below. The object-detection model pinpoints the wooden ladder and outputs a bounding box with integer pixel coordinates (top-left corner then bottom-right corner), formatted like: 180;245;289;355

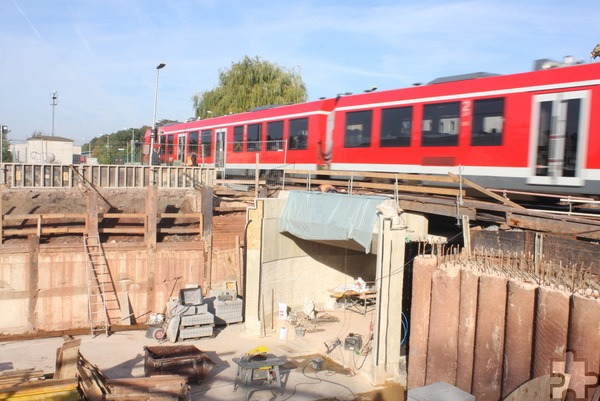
83;234;120;336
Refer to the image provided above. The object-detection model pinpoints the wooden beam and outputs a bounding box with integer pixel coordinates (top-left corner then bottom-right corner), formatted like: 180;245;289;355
100;228;145;234
448;172;525;209
398;199;477;220
0;369;45;388
159;213;202;219
0;378;79;400
3;213;86;221
157;227;202;234
284;176;464;196
506;212;600;240
102;213;144;219
285;169;456;183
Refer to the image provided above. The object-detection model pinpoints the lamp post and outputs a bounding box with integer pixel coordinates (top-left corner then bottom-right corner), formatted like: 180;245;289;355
50;91;58;136
150;63;166;165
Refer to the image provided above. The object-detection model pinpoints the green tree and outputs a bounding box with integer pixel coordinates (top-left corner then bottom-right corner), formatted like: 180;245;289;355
192;56;307;119
90;126;151;164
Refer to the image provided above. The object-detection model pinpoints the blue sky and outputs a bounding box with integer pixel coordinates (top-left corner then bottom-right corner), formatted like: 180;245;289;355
1;0;598;143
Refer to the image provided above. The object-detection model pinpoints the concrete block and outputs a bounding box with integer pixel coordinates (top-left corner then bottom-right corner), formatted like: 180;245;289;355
408;382;475;401
170;304;208;317
180;312;214;327
179;325;213;340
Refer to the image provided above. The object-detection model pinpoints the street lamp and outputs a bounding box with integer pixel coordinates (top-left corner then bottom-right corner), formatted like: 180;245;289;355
150;63;166;165
50;91;58;136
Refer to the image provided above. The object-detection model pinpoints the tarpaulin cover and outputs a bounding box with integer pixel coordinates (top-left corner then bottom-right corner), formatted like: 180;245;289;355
279;191;388;253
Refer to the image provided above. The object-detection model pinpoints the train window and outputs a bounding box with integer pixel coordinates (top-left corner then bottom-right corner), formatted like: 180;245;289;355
380;106;412;147
289;118;308;150
233;126;244;152
189;131;199;157
422;102;460;146
267;120;283;150
166;134;174;155
344;110;372;148
201;130;212;157
247;123;262;151
471;98;504;146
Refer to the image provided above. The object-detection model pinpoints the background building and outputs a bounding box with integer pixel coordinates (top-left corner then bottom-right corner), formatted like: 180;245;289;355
11;136;81;164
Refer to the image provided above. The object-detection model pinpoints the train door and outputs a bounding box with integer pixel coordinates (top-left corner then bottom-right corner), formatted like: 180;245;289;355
528;90;590;186
177;134;186;164
215;129;226;177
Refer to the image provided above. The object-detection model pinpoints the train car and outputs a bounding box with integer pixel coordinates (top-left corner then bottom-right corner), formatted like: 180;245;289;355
147;98;336;172
328;60;600;195
152;59;600;195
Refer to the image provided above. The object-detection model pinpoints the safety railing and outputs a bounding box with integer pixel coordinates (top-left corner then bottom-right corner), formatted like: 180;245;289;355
0;163;216;189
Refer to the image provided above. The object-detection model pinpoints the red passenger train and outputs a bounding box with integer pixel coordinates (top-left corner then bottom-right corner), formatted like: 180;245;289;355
146;59;600;195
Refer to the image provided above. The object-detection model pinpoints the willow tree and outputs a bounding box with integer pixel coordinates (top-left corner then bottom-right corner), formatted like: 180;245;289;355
192;56;308;119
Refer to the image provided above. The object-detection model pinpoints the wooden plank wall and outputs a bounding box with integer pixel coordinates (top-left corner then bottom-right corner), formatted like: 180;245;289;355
0;242;215;335
408;256;600;400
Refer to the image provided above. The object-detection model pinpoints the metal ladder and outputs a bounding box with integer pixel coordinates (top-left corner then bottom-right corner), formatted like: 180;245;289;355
84;234;120;336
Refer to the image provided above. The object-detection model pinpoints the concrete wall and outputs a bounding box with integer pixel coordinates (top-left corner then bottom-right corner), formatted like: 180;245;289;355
243;195;410;386
0;242;206;335
262;244;375;320
251;196;376;331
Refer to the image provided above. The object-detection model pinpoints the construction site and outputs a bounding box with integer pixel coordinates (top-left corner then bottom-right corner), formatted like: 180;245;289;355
0;163;599;401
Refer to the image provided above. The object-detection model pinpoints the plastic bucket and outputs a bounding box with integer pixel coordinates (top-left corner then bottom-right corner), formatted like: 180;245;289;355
279;327;288;340
295;326;306;337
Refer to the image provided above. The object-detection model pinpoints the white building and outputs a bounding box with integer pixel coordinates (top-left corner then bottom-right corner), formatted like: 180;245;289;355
11;136;81;164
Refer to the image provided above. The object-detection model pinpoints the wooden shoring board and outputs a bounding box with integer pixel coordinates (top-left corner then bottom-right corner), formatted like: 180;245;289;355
0;377;79;400
54;338;82;380
503;374;570;401
0;369;45;388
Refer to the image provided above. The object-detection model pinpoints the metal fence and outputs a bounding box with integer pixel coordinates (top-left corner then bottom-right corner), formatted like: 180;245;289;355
0;163;216;189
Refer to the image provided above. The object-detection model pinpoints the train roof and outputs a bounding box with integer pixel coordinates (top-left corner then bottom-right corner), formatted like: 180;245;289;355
428;72;500;84
158;97;336;134
334;60;600;108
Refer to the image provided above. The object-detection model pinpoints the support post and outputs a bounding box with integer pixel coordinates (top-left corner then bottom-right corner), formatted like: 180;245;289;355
372;217;407;385
146;185;158;314
243;201;264;335
255;153;259;199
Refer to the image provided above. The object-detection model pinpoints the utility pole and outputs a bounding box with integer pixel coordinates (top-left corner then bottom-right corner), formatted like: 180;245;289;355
50;91;58;136
0;125;7;164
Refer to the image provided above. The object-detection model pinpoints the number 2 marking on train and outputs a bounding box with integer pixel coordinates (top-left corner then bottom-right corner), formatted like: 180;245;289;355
461;100;472;115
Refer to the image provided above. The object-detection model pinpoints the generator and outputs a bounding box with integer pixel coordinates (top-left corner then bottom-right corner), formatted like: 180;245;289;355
344;333;363;352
